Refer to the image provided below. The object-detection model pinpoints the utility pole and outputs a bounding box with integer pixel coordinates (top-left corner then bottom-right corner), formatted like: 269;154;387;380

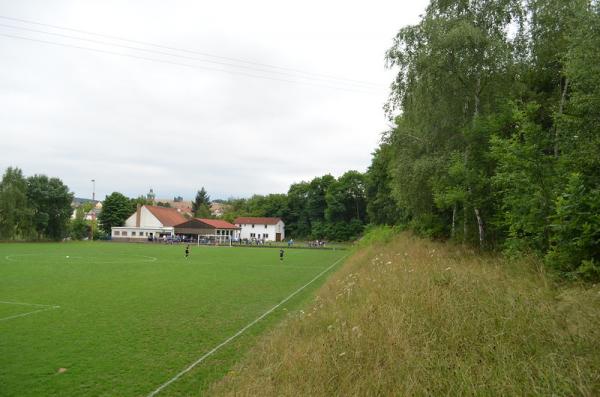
91;179;96;241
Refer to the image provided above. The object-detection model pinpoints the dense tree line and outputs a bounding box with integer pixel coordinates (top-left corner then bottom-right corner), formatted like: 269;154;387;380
222;170;367;241
0;167;73;240
366;0;599;279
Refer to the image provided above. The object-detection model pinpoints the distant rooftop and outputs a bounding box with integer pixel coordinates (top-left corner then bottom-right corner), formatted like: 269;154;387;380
234;217;282;225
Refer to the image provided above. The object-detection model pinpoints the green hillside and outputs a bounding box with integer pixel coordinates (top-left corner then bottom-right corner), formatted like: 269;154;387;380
211;230;600;396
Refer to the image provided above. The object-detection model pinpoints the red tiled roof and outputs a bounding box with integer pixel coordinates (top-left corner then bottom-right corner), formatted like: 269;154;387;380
234;217;282;225
196;218;239;229
145;205;187;226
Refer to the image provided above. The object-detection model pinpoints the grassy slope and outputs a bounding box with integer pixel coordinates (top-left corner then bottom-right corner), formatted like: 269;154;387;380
210;232;600;396
0;242;346;396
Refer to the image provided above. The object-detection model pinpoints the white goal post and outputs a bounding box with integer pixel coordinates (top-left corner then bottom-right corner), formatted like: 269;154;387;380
196;234;232;247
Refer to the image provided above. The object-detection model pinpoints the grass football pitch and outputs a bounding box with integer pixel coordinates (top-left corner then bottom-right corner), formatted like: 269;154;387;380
0;242;346;396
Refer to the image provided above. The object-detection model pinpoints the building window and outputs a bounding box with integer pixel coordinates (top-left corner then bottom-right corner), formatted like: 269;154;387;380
122;231;128;236
264;233;269;238
114;231;120;236
132;231;136;236
251;224;254;228
250;233;255;238
264;225;267;229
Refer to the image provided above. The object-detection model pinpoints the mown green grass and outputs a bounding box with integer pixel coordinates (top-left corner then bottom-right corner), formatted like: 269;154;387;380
0;242;346;396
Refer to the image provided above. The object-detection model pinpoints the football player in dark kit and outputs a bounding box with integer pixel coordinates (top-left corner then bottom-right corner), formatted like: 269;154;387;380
279;249;284;261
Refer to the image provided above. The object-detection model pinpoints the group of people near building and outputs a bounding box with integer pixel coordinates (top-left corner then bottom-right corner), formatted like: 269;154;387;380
308;240;326;248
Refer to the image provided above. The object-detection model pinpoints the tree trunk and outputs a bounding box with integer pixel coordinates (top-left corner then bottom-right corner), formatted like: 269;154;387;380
474;207;484;249
554;77;569;157
470;76;484;248
451;203;457;239
474;76;481;118
463;204;467;244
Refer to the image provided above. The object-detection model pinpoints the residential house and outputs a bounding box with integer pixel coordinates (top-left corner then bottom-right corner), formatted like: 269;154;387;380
234;217;285;242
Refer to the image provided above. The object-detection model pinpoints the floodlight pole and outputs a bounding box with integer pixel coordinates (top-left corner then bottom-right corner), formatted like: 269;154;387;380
91;179;96;241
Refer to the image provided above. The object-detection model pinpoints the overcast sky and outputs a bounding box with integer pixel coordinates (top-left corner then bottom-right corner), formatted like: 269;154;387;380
0;0;428;201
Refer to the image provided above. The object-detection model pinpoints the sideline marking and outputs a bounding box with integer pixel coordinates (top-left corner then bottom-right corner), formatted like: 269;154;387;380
0;300;60;322
146;254;348;397
4;254;157;263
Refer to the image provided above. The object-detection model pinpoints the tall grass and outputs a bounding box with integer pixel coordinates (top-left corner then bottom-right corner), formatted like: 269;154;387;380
210;230;600;396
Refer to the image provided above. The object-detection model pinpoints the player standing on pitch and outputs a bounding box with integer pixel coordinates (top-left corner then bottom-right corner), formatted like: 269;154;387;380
185;244;190;258
279;248;284;261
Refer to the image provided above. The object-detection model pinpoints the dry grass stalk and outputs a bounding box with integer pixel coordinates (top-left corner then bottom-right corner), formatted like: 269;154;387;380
210;232;600;396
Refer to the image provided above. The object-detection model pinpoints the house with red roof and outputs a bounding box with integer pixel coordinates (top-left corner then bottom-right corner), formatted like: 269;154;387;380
234;217;285;242
111;205;188;241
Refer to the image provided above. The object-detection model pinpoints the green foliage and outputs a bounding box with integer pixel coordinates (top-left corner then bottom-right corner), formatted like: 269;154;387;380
195;204;212;218
366;141;404;225
546;173;600;280
219;172;369;241
307;175;335;222
559;2;600;187
98;192;133;233
370;0;599;279
409;214;447;239
490;102;558;253
357;225;402;247
26;174;73;240
0;167;72;240
384;0;522;248
221;194;288;223
325;171;367;224
192;187;211;218
290;173;366;240
0;167;32;239
129;196;152;212
69;208;90;240
287;182;312;237
312;219;364;241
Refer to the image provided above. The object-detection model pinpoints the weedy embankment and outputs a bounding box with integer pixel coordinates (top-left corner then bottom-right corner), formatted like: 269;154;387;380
210;231;600;396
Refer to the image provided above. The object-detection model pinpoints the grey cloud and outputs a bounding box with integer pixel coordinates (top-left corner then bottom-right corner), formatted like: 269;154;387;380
0;0;428;200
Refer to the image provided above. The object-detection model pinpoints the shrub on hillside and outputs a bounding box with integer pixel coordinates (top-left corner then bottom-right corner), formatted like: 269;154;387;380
546;173;600;281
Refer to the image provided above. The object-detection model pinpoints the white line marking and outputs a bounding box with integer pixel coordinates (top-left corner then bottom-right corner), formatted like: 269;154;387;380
4;254;157;263
0;301;60;322
219;263;327;270
146;254;347;397
0;300;58;307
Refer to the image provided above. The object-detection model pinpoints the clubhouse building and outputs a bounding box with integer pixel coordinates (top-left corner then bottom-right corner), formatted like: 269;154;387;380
173;218;239;239
111;205;239;241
